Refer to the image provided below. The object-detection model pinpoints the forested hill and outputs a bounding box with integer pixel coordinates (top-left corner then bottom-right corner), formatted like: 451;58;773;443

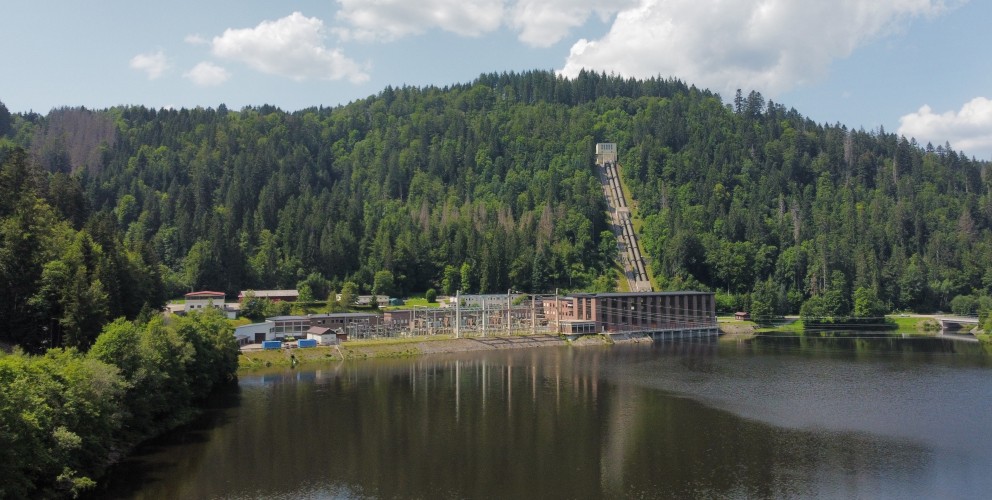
2;70;991;347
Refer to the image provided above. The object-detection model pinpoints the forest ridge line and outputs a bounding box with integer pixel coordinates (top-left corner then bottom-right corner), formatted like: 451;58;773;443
1;69;991;352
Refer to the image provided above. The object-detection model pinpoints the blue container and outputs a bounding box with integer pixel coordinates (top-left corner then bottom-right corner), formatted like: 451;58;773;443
297;339;317;348
262;340;282;350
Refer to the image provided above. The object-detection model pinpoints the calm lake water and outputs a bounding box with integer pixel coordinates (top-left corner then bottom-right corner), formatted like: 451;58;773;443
101;333;992;499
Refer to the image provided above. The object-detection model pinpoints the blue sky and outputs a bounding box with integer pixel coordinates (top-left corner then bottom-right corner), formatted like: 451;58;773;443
2;0;990;159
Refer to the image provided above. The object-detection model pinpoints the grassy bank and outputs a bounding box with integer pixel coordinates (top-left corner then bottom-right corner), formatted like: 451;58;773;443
756;318;805;333
886;315;941;333
717;317;810;339
717;318;757;339
238;334;570;371
743;315;941;335
716;316;758;335
382;296;442;310
239;337;437;369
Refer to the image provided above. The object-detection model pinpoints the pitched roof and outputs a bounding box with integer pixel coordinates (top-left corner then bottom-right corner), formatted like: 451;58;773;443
567;291;712;298
310;312;378;319
238;289;299;298
185;291;226;298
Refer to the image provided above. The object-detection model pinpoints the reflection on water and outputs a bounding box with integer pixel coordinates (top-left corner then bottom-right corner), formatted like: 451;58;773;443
100;335;992;499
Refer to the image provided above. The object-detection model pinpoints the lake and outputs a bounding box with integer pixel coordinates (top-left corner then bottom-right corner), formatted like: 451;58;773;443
101;333;992;499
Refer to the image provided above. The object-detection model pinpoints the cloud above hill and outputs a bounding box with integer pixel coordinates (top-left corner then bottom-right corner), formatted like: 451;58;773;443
212;12;369;83
335;0;505;41
334;0;635;47
509;0;638;47
184;62;231;87
330;0;956;97
130;50;170;80
899;97;992;159
558;0;953;97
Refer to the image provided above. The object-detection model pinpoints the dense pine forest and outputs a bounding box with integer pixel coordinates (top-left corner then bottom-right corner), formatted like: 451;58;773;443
2;70;992;351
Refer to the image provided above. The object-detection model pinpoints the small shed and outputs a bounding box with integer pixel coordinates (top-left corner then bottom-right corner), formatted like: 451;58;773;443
734;312;751;321
307;326;339;346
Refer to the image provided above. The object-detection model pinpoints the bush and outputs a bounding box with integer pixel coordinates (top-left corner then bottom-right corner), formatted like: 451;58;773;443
715;293;747;314
425;288;437;303
0;309;240;497
977;296;992;323
950;294;977;316
0;349;127;498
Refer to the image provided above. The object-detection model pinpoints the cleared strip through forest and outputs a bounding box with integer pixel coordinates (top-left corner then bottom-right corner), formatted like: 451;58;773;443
597;159;653;292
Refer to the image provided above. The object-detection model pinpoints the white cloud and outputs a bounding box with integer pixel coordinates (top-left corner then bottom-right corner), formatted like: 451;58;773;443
334;0;628;46
184;62;231;87
509;0;636;47
559;0;954;97
185;34;208;45
212;12;369;83
129;50;170;80
335;0;505;41
898;97;992;158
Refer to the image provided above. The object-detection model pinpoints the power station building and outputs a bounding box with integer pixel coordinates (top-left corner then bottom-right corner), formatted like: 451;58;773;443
545;291;717;334
596;142;618;165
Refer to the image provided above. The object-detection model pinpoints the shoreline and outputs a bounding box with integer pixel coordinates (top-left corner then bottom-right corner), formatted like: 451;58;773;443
238;322;988;371
239;335;564;370
717;320;757;341
237;332;663;371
